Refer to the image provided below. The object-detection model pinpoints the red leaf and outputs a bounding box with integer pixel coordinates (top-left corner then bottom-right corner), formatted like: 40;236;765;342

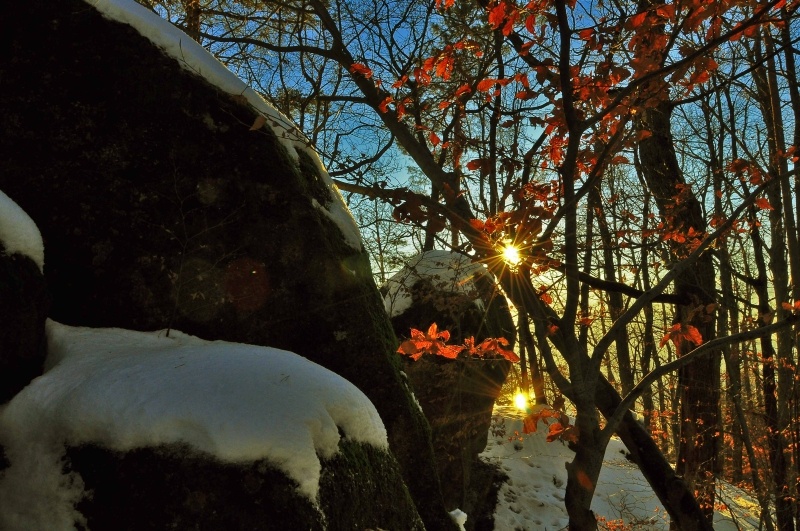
378;96;393;113
488;2;507;28
682;325;703;347
546;422;565;442
476;78;498;92
522;408;559;434
349;63;372;78
391;75;408;89
659;323;681;348
466;158;485;171
437;344;464;359
454;83;472;97
755;197;774;210
429;132;441;146
626;12;647;30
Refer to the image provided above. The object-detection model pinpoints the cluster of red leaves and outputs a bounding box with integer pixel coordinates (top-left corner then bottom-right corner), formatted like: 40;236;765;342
659;303;716;355
397;323;520;362
522;407;578;443
659;323;703;355
781;300;800;313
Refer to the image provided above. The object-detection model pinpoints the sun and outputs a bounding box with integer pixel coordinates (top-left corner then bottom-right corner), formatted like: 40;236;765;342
501;243;522;267
514;392;529;412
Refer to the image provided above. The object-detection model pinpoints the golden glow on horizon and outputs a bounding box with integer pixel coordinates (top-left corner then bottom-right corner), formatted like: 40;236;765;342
514;392;529;412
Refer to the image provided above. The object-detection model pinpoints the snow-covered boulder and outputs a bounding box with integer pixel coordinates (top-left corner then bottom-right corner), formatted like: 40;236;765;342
0;0;454;527
0;190;48;404
382;251;514;515
0;323;423;530
383;250;515;344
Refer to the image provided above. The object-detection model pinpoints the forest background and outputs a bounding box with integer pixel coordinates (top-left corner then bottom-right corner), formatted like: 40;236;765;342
133;0;800;529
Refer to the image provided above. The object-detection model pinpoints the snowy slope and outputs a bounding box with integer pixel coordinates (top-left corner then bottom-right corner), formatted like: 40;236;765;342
486;404;764;530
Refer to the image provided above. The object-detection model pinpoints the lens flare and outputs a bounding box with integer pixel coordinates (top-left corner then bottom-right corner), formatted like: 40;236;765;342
502;244;522;267
514;392;529;412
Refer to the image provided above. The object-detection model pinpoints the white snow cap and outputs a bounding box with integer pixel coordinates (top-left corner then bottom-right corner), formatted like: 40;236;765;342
449;508;468;531
0;321;388;528
84;0;362;250
0;189;44;272
382;250;488;317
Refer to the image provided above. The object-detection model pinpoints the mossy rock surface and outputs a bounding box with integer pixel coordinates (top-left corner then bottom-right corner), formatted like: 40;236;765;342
67;440;423;531
0;250;48;404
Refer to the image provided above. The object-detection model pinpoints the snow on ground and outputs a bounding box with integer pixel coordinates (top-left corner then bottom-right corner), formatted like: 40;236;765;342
486;404;764;530
382;250;490;317
0;188;44;272
0;321;387;530
83;0;362;250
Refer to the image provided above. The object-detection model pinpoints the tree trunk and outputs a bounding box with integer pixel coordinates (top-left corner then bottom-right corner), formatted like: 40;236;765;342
636;101;720;524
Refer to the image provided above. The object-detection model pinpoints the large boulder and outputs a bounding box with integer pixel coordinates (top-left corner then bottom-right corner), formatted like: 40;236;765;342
0;323;422;530
383;251;514;517
0;0;452;527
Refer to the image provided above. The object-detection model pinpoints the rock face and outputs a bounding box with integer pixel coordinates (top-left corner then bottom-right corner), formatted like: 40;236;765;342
0;0;453;528
383;251;514;519
0;249;48;404
66;441;422;531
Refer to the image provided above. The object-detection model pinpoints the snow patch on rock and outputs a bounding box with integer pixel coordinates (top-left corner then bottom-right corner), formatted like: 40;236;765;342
0;321;387;529
0;189;44;272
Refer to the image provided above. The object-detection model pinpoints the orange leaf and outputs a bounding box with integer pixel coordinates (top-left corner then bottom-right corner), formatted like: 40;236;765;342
454;83;472;98
378;96;393;113
626;12;647;30
660;323;681;348
466;158;485;171
349;63;372;78
391;75;408;89
488;2;507;28
546;422;565;442
682;325;703;347
437;344;464;359
476;78;498;92
429;132;441;146
755;197;774;210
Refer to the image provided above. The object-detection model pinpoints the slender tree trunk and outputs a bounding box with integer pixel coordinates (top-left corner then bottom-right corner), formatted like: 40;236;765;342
520;312;547;404
590;180;634;395
749;31;797;531
636;101;720;524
